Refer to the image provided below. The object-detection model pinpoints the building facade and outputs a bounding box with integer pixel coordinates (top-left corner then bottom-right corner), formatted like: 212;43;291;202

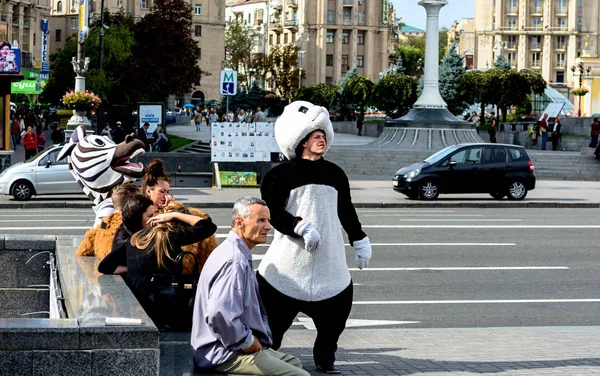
0;0;52;70
475;0;599;88
48;0;225;106
266;0;389;87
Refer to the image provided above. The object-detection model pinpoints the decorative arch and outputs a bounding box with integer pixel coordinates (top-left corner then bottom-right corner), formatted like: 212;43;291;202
57;1;63;12
191;90;205;105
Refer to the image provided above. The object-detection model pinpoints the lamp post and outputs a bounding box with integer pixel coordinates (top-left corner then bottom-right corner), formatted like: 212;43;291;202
296;33;309;89
571;62;591;117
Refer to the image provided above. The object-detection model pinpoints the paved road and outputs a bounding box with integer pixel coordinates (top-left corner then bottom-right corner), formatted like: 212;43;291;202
6;206;600;330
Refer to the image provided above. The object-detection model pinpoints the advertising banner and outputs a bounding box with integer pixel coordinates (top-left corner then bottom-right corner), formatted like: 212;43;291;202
0;42;20;74
78;0;89;43
218;171;258;186
137;102;164;134
40;19;50;72
11;80;46;94
211;122;280;162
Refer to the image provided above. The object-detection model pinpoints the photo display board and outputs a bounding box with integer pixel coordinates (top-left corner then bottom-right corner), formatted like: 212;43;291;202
211;122;280;162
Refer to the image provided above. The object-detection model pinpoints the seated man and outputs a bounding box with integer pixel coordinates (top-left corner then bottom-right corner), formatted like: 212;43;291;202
191;196;309;376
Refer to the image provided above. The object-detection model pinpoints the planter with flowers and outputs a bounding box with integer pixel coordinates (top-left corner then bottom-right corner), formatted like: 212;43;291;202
570;87;589;97
63;90;101;133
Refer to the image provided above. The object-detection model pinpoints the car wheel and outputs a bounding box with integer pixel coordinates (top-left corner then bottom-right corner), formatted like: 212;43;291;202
490;192;505;200
419;181;439;200
12;180;34;201
507;181;527;200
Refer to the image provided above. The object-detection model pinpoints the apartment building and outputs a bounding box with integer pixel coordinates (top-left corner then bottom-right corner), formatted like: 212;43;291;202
475;0;598;87
266;0;389;87
0;0;52;70
48;0;225;105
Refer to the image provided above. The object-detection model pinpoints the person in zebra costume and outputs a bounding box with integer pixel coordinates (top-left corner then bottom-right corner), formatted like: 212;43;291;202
58;124;147;227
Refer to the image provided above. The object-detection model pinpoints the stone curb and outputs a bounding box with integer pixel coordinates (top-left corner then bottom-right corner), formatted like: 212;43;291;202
0;202;598;209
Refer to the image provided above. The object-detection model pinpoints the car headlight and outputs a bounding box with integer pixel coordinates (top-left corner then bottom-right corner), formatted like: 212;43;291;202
404;169;421;180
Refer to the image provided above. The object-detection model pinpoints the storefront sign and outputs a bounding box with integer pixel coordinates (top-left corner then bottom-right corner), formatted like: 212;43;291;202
0;42;20;74
40;19;50;72
11;80;46;94
137;102;164;134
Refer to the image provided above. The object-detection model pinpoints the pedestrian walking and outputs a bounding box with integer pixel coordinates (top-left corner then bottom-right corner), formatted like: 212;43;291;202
551;117;562;151
51;123;65;144
36;125;46;153
540;113;549;150
257;101;372;374
356;111;364;136
10;115;20;149
254;107;266;122
488;112;497;143
194;112;203;131
22;125;38;160
590;117;600;148
469;111;479;134
208;108;219;126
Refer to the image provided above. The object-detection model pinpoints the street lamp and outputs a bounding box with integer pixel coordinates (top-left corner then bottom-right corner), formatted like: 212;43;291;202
297;33;309;89
571;62;591;117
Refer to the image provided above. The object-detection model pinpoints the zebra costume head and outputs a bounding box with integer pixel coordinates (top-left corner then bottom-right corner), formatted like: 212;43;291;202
58;125;146;205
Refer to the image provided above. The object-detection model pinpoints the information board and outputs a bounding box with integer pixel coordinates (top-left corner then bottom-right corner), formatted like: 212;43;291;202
137;102;164;134
211;122;279;162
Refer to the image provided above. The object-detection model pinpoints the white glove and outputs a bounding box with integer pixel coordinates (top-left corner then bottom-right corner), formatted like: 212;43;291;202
353;236;372;269
294;219;321;252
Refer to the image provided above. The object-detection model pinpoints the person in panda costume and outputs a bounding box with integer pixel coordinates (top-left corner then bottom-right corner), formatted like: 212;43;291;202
257;101;372;374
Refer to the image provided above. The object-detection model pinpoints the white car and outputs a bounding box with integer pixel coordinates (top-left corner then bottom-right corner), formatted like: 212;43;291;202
0;144;80;200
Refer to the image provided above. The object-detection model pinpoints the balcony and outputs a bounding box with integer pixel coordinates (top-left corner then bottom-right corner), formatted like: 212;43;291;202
555;43;566;50
287;0;298;7
531;6;542;14
507;6;518;14
530;43;542;50
284;19;298;29
498;25;519;31
343;0;353;6
557;7;567;15
271;0;282;10
254;18;263;26
555;61;566;68
506;42;517;49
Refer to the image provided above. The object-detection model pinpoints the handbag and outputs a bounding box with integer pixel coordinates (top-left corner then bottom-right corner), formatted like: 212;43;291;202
151;251;199;331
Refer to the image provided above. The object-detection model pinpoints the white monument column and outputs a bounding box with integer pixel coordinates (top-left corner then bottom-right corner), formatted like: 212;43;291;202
413;0;448;109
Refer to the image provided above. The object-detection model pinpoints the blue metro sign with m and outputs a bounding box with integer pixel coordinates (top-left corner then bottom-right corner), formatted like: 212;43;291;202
220;70;237;96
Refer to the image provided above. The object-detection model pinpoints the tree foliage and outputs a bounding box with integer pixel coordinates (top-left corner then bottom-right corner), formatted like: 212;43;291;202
396;45;424;77
125;0;207;102
493;54;512;70
342;76;373;114
295;83;340;108
266;44;300;101
370;74;418;117
439;43;466;115
225;20;255;89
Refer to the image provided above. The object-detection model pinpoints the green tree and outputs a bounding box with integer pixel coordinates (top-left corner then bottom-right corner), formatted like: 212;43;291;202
493;54;513;70
124;0;207;103
396;45;424;77
340;66;359;86
267;44;300;100
370;74;418;117
438;28;449;61
295;83;340;108
225;20;255;89
342;76;373;116
439;43;466;115
456;70;490;121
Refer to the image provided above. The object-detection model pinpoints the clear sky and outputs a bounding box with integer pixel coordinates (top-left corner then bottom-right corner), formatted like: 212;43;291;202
393;0;475;30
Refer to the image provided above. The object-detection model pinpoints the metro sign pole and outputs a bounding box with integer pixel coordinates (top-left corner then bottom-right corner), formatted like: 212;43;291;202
220;70;238;116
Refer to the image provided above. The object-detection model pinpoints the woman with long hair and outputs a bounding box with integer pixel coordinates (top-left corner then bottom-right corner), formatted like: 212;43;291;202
126;204;217;325
142;159;173;208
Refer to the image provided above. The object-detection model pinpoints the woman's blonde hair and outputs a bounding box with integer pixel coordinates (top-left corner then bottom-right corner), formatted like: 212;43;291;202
130;205;189;271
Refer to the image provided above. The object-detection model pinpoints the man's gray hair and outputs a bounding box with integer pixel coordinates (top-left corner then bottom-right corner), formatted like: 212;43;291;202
231;196;267;227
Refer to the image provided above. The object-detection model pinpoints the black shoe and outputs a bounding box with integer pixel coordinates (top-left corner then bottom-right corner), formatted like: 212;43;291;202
316;362;341;374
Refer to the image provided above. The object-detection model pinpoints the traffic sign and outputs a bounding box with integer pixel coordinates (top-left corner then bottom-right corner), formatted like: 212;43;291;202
220;70;237;96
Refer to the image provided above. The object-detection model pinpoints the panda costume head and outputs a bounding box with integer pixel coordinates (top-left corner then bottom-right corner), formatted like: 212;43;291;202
274;101;334;160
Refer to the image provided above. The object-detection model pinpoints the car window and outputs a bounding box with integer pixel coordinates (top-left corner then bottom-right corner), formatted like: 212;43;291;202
424;145;459;164
483;146;507;164
447;147;481;165
508;147;529;162
38;149;67;166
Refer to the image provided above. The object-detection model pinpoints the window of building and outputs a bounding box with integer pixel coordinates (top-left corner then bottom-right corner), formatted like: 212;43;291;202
343;10;351;25
342;54;348;71
141;0;147;9
357;55;364;67
507;52;516;66
57;1;62;12
342;32;349;44
533;0;542;13
194;25;202;37
269;34;273;45
326;54;333;66
291;32;296;42
507;17;517;30
327;10;335;24
326;76;333;84
556;53;565;67
557;0;567;13
71;18;77;30
195;4;202;15
327;31;334;44
556;70;565;83
117;0;123;7
276;33;280;44
507;0;517;13
532;17;542;30
557;17;566;29
530;35;542;49
357;11;365;25
357;32;364;44
577;16;582;30
198;48;201;60
507;35;517;48
248;12;252;23
556;35;566;49
531;52;541;67
55;29;62;42
284;33;288;44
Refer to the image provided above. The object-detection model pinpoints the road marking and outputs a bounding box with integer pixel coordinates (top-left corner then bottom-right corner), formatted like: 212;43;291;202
0;227;91;230
358;210;456;213
361;243;515;246
363;225;600;228
347;266;568;271
353;299;600;305
0;219;93;222
291;318;420;330
364;219;521;222
362;214;483;217
0;214;94;218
